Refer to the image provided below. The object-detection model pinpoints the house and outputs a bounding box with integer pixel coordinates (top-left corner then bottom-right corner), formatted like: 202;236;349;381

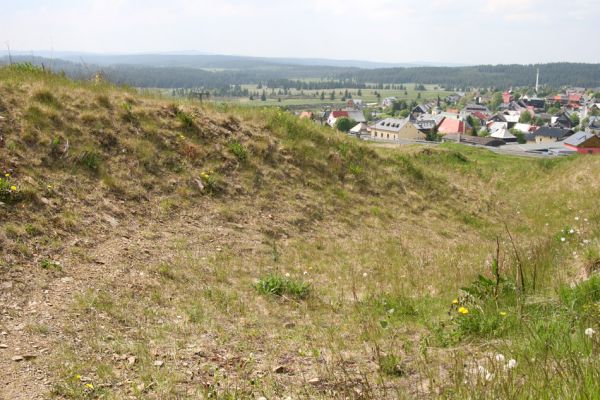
463;103;491;114
490;127;518;143
513;123;534;134
488;121;508;134
347;99;363;109
502;91;514;104
412;114;445;134
438;118;471;135
563;132;600;154
346;110;366;123
530;127;573;144
471;111;490;123
349;122;369;137
551;113;573;129
382;97;397;108
327;111;349;127
412;103;432;115
442;134;506;147
370;118;425;140
523;97;545;110
588;116;600;134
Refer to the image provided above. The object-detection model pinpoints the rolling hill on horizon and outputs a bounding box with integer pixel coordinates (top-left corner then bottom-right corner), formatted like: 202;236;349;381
1;53;599;89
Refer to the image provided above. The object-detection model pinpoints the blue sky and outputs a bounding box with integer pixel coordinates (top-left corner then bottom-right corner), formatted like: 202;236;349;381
1;0;599;64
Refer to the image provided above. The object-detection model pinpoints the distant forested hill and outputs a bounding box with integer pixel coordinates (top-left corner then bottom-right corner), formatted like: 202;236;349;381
1;56;598;89
339;63;600;89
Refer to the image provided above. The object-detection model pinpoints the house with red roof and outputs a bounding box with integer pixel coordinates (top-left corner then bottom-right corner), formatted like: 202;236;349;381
438;118;472;135
327;111;349;127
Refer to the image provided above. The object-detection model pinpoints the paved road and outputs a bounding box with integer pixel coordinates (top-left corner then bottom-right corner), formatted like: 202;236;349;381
360;137;569;159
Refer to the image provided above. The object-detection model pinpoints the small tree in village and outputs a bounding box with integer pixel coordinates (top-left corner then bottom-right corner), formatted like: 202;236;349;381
334;117;355;133
519;111;532;123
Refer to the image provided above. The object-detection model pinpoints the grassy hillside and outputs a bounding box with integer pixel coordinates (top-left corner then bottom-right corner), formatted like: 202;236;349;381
0;66;599;399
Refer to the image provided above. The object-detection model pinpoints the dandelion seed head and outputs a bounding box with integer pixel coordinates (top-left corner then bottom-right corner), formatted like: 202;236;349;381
585;328;595;338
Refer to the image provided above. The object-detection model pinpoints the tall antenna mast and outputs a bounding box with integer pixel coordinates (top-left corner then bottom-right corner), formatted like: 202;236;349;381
535;68;539;95
5;41;13;65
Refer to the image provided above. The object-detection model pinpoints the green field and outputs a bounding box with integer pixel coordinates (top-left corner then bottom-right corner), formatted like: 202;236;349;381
153;84;453;110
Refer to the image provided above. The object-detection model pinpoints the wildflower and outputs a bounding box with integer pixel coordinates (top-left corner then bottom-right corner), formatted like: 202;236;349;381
362;272;368;278
47;185;53;189
4;173;9;177
495;354;505;362
585;328;595;338
285;272;290;278
506;359;517;370
499;311;507;317
10;185;16;191
575;216;580;221
452;299;459;305
84;383;94;389
569;228;575;234
584;218;589;222
75;374;82;380
458;307;469;315
387;308;395;315
560;237;566;242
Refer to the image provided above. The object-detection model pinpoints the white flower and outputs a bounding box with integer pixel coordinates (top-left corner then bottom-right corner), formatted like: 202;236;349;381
569;228;575;234
584;218;589;222
495;354;505;362
575;217;580;221
387;308;395;315
561;237;566;242
285;272;290;277
362;272;368;278
303;271;308;275
507;359;517;370
585;328;595;338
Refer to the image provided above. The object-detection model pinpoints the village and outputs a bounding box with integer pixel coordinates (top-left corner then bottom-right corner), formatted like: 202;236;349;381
297;73;600;156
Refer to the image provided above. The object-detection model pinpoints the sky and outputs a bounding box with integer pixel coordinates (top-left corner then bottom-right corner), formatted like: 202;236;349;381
1;0;599;65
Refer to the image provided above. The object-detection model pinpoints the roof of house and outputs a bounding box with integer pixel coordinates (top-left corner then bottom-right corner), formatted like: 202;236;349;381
438;118;470;134
534;126;573;139
471;111;489;121
330;111;349;119
491;127;517;140
346;110;366;123
513;123;533;133
489;121;508;133
349;122;368;133
443;134;506;147
564;131;595;147
373;118;412;132
412;103;432;113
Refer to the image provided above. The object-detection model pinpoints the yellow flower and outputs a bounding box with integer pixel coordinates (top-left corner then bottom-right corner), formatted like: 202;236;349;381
452;299;459;305
84;383;94;389
47;185;53;189
500;311;507;317
4;173;9;177
10;186;17;191
458;307;469;315
75;374;82;380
